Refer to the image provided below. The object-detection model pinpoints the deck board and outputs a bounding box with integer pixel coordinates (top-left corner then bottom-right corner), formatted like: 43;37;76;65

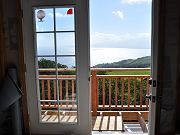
41;111;149;132
92;116;124;131
101;116;109;130
42;115;124;131
42;114;77;123
109;116;115;130
93;116;102;130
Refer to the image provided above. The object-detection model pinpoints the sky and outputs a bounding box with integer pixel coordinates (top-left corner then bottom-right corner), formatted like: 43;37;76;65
35;0;152;67
90;0;152;66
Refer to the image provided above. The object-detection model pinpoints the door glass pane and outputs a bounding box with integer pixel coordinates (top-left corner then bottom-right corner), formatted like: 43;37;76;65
57;57;76;76
36;33;55;55
41;110;58;123
57;57;76;69
58;80;77;123
56;33;75;55
38;57;56;73
34;7;77;124
35;8;54;32
55;8;75;31
38;57;58;123
57;57;77;122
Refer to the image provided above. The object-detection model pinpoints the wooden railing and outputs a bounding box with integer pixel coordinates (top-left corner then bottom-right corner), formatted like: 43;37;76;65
38;68;150;116
91;68;150;116
39;72;76;110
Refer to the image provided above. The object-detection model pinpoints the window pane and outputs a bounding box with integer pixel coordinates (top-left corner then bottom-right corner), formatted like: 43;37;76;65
38;57;58;123
35;8;54;32
38;57;56;75
58;79;77;123
55;8;75;31
56;33;75;55
57;57;76;69
36;33;55;55
41;110;58;123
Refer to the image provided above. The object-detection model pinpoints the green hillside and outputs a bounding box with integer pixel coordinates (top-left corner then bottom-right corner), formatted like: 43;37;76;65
94;56;151;68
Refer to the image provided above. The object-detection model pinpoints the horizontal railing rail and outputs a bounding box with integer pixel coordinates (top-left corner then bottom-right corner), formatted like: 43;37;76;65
38;68;150;115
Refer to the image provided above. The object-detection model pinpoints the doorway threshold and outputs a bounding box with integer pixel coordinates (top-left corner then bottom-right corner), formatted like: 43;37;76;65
92;131;148;135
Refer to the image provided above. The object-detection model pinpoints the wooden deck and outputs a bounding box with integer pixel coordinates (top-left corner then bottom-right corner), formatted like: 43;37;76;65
41;111;148;133
41;111;78;123
92;116;124;131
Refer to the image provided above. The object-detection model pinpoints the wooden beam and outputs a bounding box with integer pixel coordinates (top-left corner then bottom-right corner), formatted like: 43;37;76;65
109;79;112;108
127;78;130;109
92;71;98;116
122;112;138;121
102;78;105;108
16;0;30;134
138;112;148;133
134;79;137;108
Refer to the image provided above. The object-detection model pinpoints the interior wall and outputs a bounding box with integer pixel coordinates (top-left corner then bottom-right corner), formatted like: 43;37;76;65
2;0;19;68
0;0;20;134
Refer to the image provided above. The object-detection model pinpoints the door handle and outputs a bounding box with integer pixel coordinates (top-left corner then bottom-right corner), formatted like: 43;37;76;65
146;94;161;103
146;94;152;100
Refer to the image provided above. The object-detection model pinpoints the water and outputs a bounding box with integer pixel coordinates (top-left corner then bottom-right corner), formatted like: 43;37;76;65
91;48;151;66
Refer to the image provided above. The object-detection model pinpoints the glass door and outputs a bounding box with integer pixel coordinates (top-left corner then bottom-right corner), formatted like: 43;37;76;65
23;0;91;134
34;6;77;124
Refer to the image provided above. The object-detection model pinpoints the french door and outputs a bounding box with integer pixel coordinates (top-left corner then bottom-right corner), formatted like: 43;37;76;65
23;0;91;134
148;0;160;134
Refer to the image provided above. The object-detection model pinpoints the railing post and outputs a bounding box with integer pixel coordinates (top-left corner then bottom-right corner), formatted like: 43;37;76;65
92;70;98;116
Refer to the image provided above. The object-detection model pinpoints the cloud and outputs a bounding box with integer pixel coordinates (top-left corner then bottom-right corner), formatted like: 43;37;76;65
90;32;151;49
48;12;69;18
121;0;152;4
112;11;124;19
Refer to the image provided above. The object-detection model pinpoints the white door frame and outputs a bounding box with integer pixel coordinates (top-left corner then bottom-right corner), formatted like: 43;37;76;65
22;0;91;134
148;0;160;134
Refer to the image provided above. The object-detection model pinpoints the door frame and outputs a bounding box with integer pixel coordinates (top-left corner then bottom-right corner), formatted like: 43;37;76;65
20;0;164;134
149;0;164;134
22;0;91;134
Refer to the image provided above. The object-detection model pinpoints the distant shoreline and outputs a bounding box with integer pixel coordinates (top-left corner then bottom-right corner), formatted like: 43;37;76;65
93;56;151;68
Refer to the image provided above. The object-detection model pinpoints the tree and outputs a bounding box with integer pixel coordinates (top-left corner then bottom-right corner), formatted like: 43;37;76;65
38;58;67;68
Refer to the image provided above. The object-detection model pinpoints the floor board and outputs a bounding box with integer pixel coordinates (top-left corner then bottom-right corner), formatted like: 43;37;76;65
92;116;124;131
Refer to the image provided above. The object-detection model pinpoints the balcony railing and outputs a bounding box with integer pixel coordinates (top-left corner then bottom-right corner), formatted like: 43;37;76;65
91;68;150;116
38;68;150;132
38;68;150;115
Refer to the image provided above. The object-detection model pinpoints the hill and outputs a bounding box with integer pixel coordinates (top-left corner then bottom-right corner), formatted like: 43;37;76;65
93;56;151;68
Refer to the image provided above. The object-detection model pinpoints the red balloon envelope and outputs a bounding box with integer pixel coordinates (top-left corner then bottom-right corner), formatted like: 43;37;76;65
67;8;73;15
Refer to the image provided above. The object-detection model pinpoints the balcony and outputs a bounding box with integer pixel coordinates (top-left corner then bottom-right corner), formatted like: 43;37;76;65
39;68;150;133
